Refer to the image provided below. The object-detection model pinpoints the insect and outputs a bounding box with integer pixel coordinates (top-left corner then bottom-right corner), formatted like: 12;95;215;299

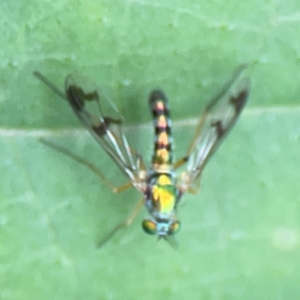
34;66;250;246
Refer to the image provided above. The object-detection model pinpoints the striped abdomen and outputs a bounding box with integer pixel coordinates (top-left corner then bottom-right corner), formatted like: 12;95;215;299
149;90;173;169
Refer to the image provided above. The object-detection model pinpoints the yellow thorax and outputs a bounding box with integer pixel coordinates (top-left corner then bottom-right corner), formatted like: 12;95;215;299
152;175;175;213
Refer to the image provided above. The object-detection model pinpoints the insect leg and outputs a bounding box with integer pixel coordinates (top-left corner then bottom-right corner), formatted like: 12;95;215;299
172;105;212;170
97;199;144;248
174;65;248;171
39;138;132;193
173;156;189;170
34;71;66;100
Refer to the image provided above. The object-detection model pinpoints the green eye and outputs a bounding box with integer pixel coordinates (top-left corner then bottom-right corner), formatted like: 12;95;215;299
142;220;157;235
168;221;181;235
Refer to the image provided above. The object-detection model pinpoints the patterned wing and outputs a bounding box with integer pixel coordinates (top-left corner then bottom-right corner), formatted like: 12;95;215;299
178;66;250;192
34;72;145;188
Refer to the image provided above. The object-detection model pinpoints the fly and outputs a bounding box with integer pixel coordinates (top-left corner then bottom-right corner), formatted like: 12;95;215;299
34;66;250;246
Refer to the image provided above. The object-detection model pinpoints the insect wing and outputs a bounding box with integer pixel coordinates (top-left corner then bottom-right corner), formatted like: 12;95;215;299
34;71;144;185
179;67;250;191
64;75;144;183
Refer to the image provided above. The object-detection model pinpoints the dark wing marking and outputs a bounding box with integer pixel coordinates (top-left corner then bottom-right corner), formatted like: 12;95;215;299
178;66;250;192
34;71;145;187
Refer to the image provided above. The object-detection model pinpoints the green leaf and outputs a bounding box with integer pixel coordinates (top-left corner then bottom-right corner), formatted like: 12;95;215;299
1;0;300;299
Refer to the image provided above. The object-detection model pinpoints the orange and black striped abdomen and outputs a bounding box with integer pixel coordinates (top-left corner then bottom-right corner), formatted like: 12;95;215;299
149;90;173;167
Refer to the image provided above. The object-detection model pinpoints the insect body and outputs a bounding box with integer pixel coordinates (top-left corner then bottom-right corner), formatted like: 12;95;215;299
34;66;250;245
143;90;181;236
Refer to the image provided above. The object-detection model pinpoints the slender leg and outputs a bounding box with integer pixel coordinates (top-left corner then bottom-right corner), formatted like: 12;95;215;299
172;103;212;171
34;71;66;100
187;187;200;195
173;156;189;170
172;109;209;171
97;199;144;248
174;66;247;170
39;138;132;193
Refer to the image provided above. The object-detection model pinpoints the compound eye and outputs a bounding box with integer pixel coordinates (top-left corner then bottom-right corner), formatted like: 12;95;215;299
168;221;181;235
142;220;157;235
